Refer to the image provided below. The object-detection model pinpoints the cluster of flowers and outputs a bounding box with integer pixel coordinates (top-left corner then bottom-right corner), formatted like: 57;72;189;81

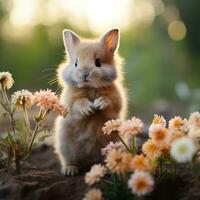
83;113;200;200
0;72;67;117
0;71;68;172
0;71;67;116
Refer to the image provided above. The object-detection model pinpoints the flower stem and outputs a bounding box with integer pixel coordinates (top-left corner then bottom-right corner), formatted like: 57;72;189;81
1;83;20;173
131;136;136;155
189;161;198;185
1;82;16;135
173;162;177;176
28;121;39;154
14;152;21;174
22;104;31;143
116;133;132;153
28;108;48;154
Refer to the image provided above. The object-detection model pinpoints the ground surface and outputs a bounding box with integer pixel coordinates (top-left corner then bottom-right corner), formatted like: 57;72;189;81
0;143;200;200
0;145;88;200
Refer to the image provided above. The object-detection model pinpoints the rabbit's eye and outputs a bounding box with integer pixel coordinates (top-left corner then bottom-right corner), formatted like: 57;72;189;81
95;58;101;67
75;59;78;67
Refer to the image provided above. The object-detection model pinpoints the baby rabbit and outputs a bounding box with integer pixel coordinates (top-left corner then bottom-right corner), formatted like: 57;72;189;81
55;28;127;176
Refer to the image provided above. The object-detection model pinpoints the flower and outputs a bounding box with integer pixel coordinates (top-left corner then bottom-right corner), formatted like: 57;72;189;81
188;129;200;138
106;149;132;174
83;188;104;200
119;117;143;136
188;112;200;130
0;71;14;90
170;137;197;163
131;154;150;172
161;144;170;156
169;116;188;133
128;171;154;196
142;139;162;160
102;119;121;135
171;130;185;142
149;114;166;132
101;141;124;156
33;89;68;117
11;89;33;110
85;164;106;186
149;126;171;146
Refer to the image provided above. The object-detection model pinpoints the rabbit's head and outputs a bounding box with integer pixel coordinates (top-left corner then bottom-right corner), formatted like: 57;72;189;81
58;29;120;88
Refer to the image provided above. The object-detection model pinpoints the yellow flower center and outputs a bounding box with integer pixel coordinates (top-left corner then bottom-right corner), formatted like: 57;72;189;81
178;145;187;154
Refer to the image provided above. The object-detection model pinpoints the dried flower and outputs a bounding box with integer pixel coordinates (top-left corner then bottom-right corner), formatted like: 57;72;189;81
101;141;124;156
128;171;154;196
11;89;33;110
149;114;166;132
106;149;132;175
102;119;122;135
83;188;104;200
33;89;68;117
85;164;106;186
188;112;200;130
0;71;14;90
169;116;188;133
131;154;150;172
142;139;162;160
119;117;143;136
170;137;197;163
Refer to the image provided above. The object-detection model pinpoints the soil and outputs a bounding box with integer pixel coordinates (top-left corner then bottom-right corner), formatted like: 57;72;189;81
0;144;88;200
0;143;200;200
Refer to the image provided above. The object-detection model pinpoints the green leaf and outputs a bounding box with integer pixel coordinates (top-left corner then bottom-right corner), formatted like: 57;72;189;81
38;134;52;143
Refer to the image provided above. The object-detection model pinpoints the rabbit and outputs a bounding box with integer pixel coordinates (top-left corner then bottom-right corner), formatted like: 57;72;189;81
54;28;127;176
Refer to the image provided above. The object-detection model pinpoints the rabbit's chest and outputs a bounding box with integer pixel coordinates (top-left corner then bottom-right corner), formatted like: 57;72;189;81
87;89;99;101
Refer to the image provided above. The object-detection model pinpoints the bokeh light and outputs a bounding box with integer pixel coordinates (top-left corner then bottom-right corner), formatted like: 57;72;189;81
168;20;187;41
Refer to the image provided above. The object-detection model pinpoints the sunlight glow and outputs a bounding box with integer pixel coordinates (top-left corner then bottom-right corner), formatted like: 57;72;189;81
6;0;165;38
9;0;38;27
85;0;132;33
132;0;155;27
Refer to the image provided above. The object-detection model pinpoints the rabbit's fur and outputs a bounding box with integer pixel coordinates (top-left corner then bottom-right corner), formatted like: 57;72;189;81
55;28;127;175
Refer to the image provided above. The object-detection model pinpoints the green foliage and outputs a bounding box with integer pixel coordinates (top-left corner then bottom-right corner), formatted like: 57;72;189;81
101;173;138;200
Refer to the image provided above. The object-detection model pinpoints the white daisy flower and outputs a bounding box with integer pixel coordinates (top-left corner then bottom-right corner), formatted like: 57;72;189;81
170;137;197;163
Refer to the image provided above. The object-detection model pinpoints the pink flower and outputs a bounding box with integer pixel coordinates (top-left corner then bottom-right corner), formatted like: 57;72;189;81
102;119;122;135
101;141;125;156
119;117;143;136
33;89;68;117
85;164;106;185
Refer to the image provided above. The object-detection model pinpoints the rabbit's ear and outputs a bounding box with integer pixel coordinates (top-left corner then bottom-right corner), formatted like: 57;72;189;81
99;29;119;53
63;29;80;58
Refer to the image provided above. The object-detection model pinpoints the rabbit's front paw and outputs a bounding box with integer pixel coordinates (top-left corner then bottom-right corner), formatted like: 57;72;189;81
93;97;109;110
73;98;94;116
61;165;79;176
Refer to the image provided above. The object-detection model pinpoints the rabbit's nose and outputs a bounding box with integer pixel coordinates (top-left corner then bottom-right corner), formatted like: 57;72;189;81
83;72;89;80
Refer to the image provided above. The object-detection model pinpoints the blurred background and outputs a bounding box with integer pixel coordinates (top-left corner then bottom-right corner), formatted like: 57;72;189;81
0;0;199;121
